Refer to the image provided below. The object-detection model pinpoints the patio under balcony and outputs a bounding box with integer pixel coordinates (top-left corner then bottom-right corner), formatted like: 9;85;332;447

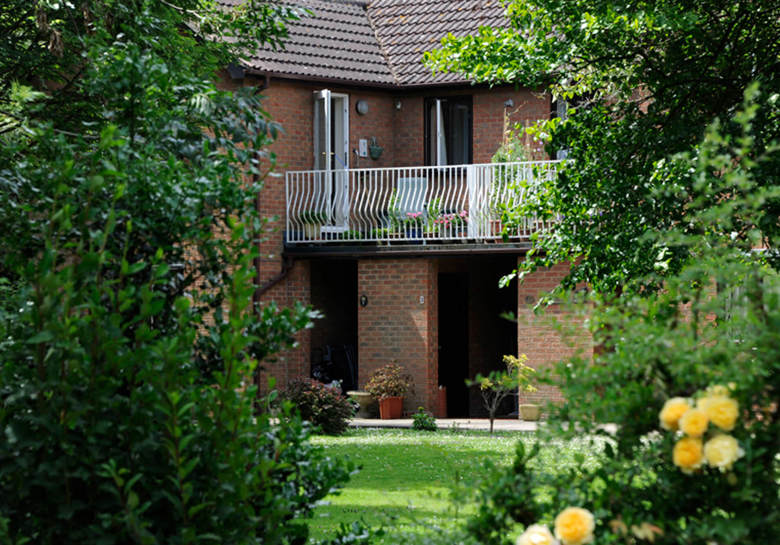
284;160;561;253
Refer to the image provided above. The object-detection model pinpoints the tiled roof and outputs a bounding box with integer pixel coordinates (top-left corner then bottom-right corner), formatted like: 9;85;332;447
221;0;396;85
368;0;505;86
222;0;506;87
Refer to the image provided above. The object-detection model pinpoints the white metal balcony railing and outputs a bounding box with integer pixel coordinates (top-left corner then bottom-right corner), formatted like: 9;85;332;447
284;160;561;245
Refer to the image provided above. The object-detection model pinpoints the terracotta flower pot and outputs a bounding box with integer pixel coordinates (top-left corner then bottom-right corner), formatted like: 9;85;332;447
379;396;404;419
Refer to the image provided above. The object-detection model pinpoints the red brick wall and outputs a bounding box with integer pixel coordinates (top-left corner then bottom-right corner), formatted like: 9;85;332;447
473;88;550;163
258;259;311;394
516;261;592;406
357;259;438;414
392;95;424;166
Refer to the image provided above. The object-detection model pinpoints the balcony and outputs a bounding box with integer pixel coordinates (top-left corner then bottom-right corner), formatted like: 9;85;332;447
284;160;560;246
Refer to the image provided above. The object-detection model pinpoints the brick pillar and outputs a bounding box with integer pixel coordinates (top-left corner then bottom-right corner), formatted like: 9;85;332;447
516;261;592;405
357;258;438;415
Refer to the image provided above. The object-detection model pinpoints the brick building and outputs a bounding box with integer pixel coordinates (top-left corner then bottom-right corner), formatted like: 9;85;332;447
221;0;592;416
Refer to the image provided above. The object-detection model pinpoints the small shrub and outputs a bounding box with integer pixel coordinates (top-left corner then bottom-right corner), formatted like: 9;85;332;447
365;363;414;400
412;407;437;431
467;354;536;434
283;379;355;435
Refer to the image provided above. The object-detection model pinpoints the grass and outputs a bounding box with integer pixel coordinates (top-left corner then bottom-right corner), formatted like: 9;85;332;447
307;428;603;543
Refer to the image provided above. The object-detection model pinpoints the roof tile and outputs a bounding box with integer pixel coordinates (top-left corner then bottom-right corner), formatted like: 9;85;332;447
224;0;506;87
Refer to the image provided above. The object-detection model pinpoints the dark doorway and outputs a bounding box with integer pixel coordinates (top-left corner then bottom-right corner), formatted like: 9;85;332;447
467;255;518;417
438;273;469;417
310;260;358;392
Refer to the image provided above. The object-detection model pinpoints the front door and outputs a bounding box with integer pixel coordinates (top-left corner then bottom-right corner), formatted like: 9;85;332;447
313;90;350;231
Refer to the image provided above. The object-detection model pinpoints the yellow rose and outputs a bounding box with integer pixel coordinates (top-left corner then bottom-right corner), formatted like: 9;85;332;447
679;408;709;437
554;507;595;545
707;383;736;395
698;396;738;431
673;436;704;473
659;397;690;431
517;524;555;545
704;434;743;472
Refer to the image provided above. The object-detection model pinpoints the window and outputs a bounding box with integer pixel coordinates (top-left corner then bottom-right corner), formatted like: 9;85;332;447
424;96;472;166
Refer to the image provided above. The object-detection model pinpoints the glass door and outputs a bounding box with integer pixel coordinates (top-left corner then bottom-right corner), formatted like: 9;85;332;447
313;90;349;231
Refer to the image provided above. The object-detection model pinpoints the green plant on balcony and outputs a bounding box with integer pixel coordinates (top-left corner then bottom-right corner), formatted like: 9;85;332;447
335;229;363;241
370;227;390;239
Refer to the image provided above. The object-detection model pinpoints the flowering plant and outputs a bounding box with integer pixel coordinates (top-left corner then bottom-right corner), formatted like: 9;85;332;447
660;384;744;474
516;507;595;545
364;363;414;401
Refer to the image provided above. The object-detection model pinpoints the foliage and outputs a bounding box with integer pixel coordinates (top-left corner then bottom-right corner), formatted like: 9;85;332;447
282;379;356;436
319;521;385;545
491;137;529;165
364;363;414;401
491;108;531;164
452;90;780;545
427;0;780;294
0;2;354;544
468;354;535;434
411;407;438;431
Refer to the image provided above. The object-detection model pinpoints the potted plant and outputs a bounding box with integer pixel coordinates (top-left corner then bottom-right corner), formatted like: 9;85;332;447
298;210;327;239
519;402;541;421
515;355;540;421
364;363;413;419
368;136;383;160
347;390;377;418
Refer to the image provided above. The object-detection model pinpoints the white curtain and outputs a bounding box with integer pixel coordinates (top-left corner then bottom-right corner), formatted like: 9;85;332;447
436;99;447;166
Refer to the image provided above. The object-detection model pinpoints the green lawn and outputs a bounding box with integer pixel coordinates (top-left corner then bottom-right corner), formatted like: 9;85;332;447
307;428;602;543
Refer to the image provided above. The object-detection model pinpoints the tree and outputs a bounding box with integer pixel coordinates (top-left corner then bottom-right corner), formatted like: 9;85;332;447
0;2;352;544
426;0;779;294
468;354;536;435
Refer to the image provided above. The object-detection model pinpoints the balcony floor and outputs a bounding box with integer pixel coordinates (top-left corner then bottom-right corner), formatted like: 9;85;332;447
283;239;532;258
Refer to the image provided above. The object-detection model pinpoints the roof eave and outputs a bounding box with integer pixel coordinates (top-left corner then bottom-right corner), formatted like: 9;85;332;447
243;66;516;91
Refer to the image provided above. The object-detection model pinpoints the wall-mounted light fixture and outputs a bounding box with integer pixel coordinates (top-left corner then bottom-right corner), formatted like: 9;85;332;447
394;99;402;110
356;99;369;115
360;295;368;307
504;98;514;108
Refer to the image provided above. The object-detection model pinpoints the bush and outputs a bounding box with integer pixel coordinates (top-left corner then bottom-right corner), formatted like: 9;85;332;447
411;407;438;431
364;363;414;400
0;3;350;544
282;379;356;435
456;87;780;545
